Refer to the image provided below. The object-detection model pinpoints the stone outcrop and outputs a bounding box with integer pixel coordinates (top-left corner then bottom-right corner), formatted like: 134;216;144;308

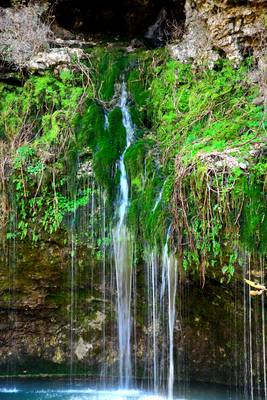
27;47;85;71
0;0;266;387
0;239;107;375
170;0;267;64
0;237;256;385
1;0;266;70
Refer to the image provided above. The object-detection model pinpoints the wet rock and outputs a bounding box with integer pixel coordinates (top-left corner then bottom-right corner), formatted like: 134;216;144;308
87;311;105;331
126;38;145;52
0;323;9;331
145;8;168;46
77;160;93;179
75;337;93;360
52;347;64;363
197;149;249;171
51;37;98;49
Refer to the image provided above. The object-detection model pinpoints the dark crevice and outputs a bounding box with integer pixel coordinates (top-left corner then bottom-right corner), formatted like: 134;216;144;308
52;0;186;43
0;1;12;6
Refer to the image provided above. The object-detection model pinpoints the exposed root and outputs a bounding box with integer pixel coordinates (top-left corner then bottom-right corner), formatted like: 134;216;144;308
172;149;249;284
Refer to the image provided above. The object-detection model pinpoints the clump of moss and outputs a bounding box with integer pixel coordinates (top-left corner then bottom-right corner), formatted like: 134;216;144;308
88;47;129;101
0;69;91;241
124;51;266;278
1;46;265;282
152;59;265;277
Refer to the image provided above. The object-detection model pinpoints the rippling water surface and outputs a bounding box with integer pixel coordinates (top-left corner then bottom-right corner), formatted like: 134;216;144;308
0;381;261;400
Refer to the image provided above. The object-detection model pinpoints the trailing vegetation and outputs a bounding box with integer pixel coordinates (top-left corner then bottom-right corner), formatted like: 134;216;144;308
0;67;90;241
125;51;266;279
0;46;266;279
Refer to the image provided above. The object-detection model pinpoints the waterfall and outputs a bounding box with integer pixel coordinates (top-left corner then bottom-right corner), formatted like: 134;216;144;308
163;233;178;400
69;209;77;382
7;191;18;379
152;188;163;213
104;110;109;131
113;80;135;387
145;248;160;392
144;228;178;398
248;257;254;400
100;189;107;384
242;252;266;400
261;257;267;400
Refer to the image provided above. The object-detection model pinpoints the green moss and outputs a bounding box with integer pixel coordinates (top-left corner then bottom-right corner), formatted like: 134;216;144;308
237;177;267;253
146;58;264;165
0;47;265;279
0;69;92;241
79;104;126;196
124;138;154;179
89;48;129;101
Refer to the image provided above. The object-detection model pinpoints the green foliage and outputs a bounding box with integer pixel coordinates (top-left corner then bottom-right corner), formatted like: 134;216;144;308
77;103;126;196
146;58;264;168
124;138;154;179
221;254;237;283
10;145;92;241
125;51;266;276
89;48;128;101
0;46;265;282
237;177;267;254
125;139;168;245
0;69;90;241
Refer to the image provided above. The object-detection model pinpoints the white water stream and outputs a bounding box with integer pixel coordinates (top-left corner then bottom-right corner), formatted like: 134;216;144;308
163;234;178;400
113;81;135;387
145;228;178;399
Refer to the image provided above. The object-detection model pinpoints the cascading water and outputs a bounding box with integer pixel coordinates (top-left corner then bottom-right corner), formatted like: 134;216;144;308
113;80;135;388
104;110;109;131
69;209;77;382
163;232;178;400
242;252;267;400
100;190;108;384
152;188;163;213
1;44;267;400
145;248;160;392
6;195;17;380
260;257;267;400
144;225;179;399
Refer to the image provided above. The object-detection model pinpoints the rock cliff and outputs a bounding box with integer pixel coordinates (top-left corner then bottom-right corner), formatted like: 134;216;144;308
171;0;266;64
0;0;266;390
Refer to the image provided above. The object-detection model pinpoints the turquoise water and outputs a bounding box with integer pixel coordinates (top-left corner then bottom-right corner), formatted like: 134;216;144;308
0;381;259;400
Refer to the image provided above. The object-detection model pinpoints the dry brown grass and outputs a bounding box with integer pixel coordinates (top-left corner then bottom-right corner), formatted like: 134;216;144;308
0;4;52;69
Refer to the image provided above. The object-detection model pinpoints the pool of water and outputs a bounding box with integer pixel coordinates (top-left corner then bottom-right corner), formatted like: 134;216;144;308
0;381;259;400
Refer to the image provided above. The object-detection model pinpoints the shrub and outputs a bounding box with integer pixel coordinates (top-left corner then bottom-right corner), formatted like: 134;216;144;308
0;5;52;68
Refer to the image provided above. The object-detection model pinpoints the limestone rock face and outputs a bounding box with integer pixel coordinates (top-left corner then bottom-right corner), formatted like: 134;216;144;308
1;0;266;67
27;48;85;71
0;238;257;385
75;337;93;361
170;0;267;64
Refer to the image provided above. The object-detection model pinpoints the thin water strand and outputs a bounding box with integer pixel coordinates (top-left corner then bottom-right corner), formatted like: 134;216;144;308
152;188;163;213
113;80;135;387
69;207;77;383
163;233;178;400
261;258;267;399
